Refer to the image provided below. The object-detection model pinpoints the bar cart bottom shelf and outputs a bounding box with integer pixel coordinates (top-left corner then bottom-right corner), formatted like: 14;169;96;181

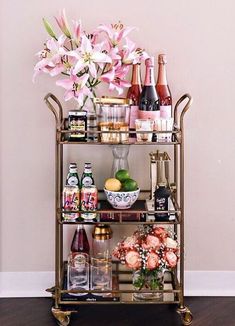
49;262;193;325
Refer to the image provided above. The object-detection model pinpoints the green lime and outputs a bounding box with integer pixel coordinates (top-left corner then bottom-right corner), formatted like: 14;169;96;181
115;169;130;182
122;178;138;191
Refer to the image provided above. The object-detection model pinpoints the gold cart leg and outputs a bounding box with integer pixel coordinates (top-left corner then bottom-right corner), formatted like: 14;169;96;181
52;307;75;326
177;306;193;326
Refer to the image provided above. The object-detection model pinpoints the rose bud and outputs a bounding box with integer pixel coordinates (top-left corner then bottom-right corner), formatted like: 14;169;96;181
166;251;178;268
125;250;141;270
165;237;178;250
146;252;160;270
153;226;168;239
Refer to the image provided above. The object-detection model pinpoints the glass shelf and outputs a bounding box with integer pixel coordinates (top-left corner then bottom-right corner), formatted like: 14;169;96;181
59;199;181;225
60;262;180;305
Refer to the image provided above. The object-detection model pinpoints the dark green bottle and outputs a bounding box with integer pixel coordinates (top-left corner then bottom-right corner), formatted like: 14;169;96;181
81;163;95;187
66;163;80;187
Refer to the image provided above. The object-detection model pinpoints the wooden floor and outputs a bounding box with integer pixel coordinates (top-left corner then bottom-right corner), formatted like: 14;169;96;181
0;297;234;326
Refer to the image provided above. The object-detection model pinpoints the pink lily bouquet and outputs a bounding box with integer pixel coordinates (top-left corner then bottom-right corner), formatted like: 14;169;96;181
33;9;148;109
113;226;179;293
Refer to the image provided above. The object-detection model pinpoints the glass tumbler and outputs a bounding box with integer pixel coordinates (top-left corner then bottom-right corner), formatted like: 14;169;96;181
91;259;112;297
135;119;154;142
94;97;131;143
67;254;89;296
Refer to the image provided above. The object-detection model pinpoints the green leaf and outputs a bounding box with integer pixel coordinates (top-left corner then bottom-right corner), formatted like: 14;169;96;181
43;18;57;39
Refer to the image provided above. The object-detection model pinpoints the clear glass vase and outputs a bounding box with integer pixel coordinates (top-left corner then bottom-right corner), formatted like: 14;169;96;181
110;145;130;177
133;269;164;301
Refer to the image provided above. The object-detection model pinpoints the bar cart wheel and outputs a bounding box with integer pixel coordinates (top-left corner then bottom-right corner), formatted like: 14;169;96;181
177;306;193;325
52;307;75;326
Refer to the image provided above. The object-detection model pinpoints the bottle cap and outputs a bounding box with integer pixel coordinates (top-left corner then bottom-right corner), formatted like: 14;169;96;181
158;54;167;64
145;57;154;67
92;224;113;240
158;182;166;187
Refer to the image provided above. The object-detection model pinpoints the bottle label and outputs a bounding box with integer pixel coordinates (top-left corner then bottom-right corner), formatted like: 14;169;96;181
156;197;167;211
129;105;139;129
73;253;87;271
138;110;160;121
82;176;93;187
160;105;172;119
67;176;79;186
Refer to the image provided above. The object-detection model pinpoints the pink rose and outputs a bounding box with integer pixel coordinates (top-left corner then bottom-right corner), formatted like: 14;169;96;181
153;226;168;239
146;252;160;270
125;250;141;270
165;237;178;250
166;251;178;268
144;235;161;250
123;236;137;249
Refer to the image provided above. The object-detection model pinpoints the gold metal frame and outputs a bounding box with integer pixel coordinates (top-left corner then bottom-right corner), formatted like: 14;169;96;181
44;93;193;326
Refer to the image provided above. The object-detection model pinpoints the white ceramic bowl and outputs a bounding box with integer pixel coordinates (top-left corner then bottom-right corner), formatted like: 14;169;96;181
104;188;140;209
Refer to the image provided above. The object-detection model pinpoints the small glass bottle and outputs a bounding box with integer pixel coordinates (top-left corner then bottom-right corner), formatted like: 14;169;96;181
154;182;171;221
81;163;95;187
70;225;90;258
68;225;90;296
66;163;80;187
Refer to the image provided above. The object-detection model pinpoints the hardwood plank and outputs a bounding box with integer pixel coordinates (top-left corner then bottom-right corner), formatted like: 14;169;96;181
0;297;234;326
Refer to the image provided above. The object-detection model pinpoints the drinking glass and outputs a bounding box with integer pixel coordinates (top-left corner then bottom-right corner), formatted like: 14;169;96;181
91;259;112;296
155;118;174;142
97;104;130;143
67;255;89;296
135;119;154;142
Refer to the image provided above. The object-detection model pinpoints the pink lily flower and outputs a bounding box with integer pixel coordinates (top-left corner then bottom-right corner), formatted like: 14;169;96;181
100;64;130;95
72;19;82;45
55;9;71;38
71;35;112;78
97;22;136;47
56;73;92;105
33;35;67;81
120;38;149;64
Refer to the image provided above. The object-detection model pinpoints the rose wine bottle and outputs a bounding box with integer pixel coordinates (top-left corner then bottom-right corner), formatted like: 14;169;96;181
156;54;172;119
139;57;159;120
127;63;142;141
70;225;90;258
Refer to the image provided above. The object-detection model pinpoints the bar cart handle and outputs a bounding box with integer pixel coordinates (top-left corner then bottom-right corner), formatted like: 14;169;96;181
44;93;63;128
173;94;193;130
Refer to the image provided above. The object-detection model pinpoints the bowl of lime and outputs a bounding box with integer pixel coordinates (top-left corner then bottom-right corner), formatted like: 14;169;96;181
104;170;140;209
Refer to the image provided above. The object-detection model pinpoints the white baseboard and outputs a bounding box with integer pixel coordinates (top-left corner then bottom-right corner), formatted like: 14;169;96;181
0;271;234;298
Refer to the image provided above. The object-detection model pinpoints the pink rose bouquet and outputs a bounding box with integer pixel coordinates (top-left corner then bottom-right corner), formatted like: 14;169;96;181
33;9;148;109
113;225;179;292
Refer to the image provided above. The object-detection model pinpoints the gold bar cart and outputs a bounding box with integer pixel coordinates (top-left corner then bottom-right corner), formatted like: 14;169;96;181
44;93;193;325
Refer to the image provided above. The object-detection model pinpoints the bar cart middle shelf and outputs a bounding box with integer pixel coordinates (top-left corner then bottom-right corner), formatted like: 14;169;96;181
45;93;193;326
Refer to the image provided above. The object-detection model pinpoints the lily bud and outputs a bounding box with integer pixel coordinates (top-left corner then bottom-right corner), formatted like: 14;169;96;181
43;18;57;39
55;9;71;38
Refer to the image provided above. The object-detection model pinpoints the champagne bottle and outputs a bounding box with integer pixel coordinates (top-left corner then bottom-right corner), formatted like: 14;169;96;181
81;163;95;187
66;163;80;187
156;54;172;119
127;63;142;141
139;57;159;120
